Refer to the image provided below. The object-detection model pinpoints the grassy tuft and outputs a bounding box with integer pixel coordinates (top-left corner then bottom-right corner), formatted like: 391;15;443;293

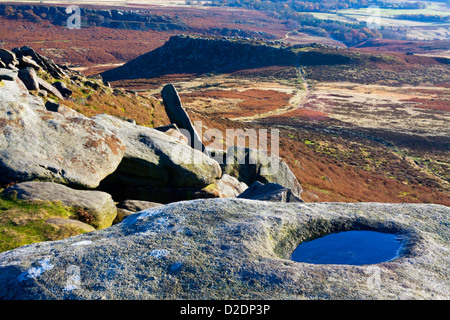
0;192;91;253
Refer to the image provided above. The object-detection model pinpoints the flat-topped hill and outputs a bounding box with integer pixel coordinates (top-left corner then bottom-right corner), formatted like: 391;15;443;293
101;34;449;82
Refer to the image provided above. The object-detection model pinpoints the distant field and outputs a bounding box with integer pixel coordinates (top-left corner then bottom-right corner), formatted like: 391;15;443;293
307;1;450;41
340;3;450;18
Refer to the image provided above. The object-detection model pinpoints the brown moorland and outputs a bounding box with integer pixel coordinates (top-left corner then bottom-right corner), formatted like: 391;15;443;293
0;3;293;74
0;16;174;68
1;3;448;206
186;107;450;206
179;89;293;118
354;39;450;58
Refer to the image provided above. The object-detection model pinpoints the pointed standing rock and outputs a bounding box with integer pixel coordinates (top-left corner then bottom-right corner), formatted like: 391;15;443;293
161;84;207;155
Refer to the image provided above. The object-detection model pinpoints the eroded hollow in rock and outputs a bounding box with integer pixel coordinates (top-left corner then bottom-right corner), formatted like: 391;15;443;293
290;230;403;265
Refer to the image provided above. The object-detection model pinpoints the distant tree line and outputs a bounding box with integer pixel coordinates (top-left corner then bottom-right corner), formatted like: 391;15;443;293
0;4;45;24
0;4;185;31
206;0;439;46
206;0;430;12
207;0;429;12
206;1;387;46
379;1;427;10
394;14;449;23
285;12;384;46
207;0;376;12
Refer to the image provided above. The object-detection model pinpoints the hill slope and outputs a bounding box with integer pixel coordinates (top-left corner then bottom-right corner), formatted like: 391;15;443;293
101;35;300;81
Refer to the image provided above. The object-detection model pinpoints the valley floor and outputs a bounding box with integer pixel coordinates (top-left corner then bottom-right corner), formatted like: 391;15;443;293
115;63;448;205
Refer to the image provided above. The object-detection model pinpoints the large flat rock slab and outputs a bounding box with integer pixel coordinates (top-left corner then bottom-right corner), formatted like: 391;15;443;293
0;199;447;300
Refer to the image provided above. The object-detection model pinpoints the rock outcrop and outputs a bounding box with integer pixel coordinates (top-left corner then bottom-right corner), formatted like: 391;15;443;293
12;46;67;79
0;4;187;33
237;181;303;202
0;74;126;189
52;81;72;98
1;44;304;205
161;84;206;154
216;174;248;198
101;35;298;81
0;199;447;299
4;182;117;230
36;76;64;100
0;49;18;70
1;49;285;204
116;200;164;213
45;218;96;233
1;46;71;102
93;114;222;203
222;146;303;197
18;67;39;91
0;69;18;81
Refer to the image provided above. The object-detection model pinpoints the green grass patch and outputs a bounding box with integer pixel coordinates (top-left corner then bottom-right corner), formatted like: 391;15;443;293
0;192;88;253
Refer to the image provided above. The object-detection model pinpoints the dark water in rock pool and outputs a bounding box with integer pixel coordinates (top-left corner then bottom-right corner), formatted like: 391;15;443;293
291;230;402;265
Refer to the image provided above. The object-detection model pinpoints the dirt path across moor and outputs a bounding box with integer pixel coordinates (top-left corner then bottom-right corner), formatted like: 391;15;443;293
230;68;310;122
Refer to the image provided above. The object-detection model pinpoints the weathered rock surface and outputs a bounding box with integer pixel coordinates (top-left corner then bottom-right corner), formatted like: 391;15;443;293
4;182;117;229
0;199;447;299
0;75;49;112
0;68;18;81
18;67;39;91
114;199;163;223
116;200;164;213
237;181;303;203
155;123;189;145
223;146;303;197
14;46;67;79
0;49;18;70
93;114;222;202
216;174;248;198
52;81;72;98
17;56;42;71
161;84;206;154
37;77;64;100
0;80;126;189
45;218;96;233
44;100;82;117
